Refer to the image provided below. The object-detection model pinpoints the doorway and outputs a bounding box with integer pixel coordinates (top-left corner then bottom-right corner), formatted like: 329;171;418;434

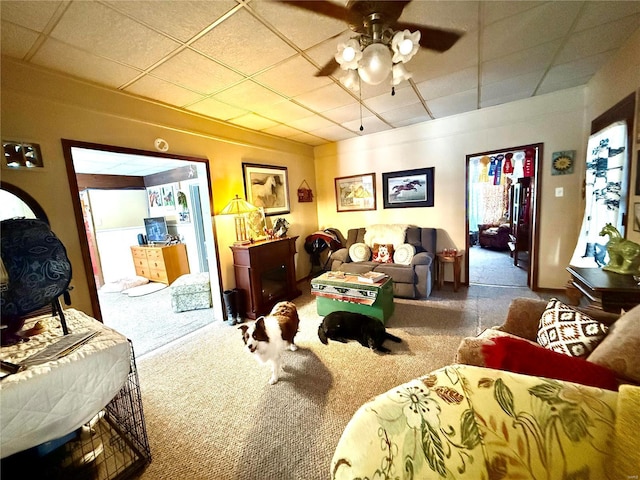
61;140;223;354
466;143;542;289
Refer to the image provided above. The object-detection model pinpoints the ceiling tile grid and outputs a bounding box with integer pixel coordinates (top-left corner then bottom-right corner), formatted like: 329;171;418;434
1;0;638;149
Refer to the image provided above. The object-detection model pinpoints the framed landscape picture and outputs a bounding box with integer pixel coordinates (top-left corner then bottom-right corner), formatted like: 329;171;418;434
334;173;376;212
242;163;290;216
382;167;434;209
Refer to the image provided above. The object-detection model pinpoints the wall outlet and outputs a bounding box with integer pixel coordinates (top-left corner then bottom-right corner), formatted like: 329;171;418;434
555;187;564;197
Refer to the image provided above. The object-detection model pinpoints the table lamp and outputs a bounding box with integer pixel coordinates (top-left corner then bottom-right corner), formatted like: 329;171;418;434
220;194;257;245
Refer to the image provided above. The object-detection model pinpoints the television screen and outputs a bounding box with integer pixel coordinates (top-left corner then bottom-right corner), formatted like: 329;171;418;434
144;217;168;243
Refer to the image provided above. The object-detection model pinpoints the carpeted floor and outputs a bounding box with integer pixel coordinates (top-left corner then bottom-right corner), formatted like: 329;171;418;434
133;281;552;480
468;245;529;287
98;286;214;357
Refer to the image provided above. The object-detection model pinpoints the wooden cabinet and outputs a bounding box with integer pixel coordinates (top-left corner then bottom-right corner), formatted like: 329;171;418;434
130;244;190;285
230;237;302;320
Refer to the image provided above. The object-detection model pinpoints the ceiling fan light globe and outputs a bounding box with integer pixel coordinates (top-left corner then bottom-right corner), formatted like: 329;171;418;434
392;63;412;86
358;43;392;85
335;39;362;70
392;30;421;63
341;70;360;92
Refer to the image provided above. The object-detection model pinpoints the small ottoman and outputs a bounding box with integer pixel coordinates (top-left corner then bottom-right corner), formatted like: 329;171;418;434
170;273;212;313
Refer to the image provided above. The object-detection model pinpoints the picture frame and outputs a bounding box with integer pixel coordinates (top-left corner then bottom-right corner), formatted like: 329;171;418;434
634;202;640;232
334;173;376;212
242;163;290;216
382;167;434;209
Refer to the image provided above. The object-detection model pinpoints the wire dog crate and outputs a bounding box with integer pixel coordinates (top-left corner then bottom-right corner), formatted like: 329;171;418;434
1;341;151;480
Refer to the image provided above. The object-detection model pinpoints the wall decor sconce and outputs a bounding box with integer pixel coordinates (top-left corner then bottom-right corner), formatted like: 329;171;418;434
2;141;44;169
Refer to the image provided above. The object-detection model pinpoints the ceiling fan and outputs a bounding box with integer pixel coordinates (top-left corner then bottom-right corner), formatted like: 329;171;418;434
278;0;464;89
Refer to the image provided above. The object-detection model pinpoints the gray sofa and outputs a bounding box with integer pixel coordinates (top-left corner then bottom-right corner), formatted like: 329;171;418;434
327;226;437;298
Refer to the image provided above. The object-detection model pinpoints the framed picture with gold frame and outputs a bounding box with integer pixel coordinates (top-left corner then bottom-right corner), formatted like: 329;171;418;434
334;173;376;212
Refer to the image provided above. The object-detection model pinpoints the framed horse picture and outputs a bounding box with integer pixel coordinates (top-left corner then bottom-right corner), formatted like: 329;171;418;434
242;163;290;216
382;167;434;209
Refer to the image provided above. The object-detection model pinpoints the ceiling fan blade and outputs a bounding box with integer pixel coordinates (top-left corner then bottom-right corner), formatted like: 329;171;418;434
394;22;463;52
315;58;340;77
275;1;358;23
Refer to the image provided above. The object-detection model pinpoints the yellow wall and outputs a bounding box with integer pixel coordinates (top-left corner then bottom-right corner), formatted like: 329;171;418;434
1;57;317;318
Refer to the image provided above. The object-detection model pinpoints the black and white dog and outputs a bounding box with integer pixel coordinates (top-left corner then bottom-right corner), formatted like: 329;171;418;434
317;311;401;353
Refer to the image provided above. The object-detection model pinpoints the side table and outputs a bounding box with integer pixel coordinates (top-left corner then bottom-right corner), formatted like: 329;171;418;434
436;252;464;292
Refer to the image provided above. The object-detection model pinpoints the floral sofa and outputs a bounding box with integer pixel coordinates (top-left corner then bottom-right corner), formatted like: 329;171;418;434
327;225;437;299
331;298;640;479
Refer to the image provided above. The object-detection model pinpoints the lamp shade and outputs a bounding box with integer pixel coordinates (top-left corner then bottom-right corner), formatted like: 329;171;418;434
219;195;257;215
358;43;392;85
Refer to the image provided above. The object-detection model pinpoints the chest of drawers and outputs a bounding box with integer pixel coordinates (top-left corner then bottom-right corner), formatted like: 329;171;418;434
130;244;189;285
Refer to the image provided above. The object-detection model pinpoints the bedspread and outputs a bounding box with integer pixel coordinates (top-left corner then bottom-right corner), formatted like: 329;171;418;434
0;308;131;458
331;364;620;480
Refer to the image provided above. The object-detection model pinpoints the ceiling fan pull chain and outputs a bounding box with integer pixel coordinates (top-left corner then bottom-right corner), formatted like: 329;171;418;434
391;86;395;96
359;77;364;132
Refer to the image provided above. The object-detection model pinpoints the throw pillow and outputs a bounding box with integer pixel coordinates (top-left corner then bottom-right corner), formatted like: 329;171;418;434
482;336;619;391
372;243;394;263
348;243;371;262
537;298;609;358
393;243;416;265
588;304;640;383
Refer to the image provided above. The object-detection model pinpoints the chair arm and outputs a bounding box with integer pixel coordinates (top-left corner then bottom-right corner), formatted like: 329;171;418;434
496;297;548;341
330;248;350;264
410;252;433;268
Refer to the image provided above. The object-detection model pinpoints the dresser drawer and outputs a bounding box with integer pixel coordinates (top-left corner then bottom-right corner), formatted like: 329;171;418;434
146;249;163;262
131;247;148;260
149;269;168;284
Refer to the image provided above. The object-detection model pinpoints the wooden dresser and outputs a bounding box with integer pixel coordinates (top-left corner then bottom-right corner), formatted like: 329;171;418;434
130;244;190;285
230;237;301;319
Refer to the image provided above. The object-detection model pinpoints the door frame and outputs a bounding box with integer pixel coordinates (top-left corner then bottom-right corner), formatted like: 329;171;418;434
465;143;543;290
61;139;221;321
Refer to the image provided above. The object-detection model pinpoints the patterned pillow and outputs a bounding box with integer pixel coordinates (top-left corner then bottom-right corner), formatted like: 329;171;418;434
393;243;416;265
536;298;609;358
371;243;394;263
348;243;371;262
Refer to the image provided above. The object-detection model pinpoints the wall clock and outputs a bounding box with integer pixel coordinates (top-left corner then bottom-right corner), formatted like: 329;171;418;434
551;150;575;175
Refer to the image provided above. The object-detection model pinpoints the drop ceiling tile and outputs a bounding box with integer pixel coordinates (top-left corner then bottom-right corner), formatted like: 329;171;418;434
303;30;354;68
481;71;541;104
262;124;303;138
0;0;63;31
342;116;391;135
50;2;180;69
482;1;540;25
543;52;614;87
363;85;417;113
381;103;431;125
151;49;243;95
429;89;478;118
322;102;370;124
392;114;434;129
0;22;40;58
308;125;357;143
253;100;315;123
125;75;206;107
536;73;593;96
481;41;558;85
554;18;640;65
253;55;333;98
287;115;336;132
186;97;249;121
294;83;357;113
575;2;640;31
214;80;286;111
418;66;478;101
407;33;478;84
249;0;347;50
482;2;582;60
191;8;296;76
400;0;479;34
229;113;279;131
105;0;237;42
31;37;142;88
359;81;397;100
287;131;327;146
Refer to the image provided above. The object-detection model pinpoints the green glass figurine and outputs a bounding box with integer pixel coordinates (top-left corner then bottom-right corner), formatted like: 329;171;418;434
600;223;640;275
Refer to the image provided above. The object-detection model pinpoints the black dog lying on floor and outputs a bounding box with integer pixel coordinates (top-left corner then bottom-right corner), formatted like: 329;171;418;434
317;311;402;353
